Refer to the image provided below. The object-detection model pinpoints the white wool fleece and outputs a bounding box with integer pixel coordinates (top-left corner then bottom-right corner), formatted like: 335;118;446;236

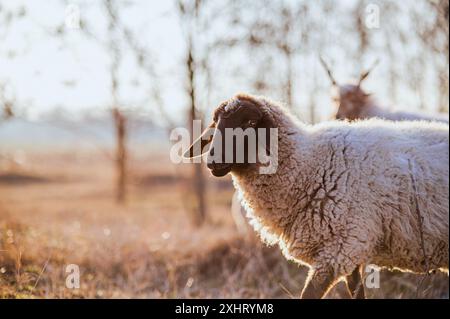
231;95;449;281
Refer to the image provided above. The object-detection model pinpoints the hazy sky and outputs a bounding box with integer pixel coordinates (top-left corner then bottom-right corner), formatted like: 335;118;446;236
1;1;186;120
0;0;446;123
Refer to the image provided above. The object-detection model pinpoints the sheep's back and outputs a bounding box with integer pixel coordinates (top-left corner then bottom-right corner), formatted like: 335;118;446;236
341;121;449;272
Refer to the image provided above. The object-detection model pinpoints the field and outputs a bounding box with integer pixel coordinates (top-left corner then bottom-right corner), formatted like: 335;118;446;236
0;150;448;299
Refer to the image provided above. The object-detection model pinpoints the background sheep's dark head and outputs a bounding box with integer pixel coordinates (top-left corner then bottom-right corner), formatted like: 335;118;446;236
184;94;274;177
333;85;372;120
320;56;379;121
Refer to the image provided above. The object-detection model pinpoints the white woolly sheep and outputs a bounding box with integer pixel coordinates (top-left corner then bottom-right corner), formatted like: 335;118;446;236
185;93;449;299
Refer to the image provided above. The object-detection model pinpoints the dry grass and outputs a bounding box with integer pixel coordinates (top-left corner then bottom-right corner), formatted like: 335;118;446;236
0;150;448;299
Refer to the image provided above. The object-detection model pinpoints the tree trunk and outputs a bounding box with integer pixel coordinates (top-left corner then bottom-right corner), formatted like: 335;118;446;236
187;39;207;226
113;108;127;204
284;49;294;109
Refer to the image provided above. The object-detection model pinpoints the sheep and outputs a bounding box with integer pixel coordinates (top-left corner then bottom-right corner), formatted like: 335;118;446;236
319;57;449;124
184;93;449;299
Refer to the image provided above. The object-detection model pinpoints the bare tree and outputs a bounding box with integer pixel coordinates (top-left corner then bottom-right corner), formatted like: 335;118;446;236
0;5;27;124
104;0;128;203
0;82;14;122
177;0;209;226
224;1;306;109
416;0;449;112
53;0;164;203
213;0;330;122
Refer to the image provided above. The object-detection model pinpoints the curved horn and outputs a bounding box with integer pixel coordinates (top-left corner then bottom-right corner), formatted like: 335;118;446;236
319;56;338;86
358;58;380;86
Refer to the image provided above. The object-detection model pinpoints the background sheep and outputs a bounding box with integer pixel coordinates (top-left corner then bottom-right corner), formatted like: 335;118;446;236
185;93;449;299
319;58;449;123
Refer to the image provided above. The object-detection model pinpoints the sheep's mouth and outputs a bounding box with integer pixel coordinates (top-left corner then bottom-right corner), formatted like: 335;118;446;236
209;164;233;177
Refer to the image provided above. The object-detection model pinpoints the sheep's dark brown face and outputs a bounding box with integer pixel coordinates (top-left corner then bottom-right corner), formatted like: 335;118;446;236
207;99;262;177
184;96;274;177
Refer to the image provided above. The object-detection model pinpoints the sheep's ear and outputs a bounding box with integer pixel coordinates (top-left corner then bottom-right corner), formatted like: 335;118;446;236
183;122;216;159
319;56;338;86
358;58;380;86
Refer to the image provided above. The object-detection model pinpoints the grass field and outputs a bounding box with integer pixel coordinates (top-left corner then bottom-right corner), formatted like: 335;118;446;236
0;150;448;299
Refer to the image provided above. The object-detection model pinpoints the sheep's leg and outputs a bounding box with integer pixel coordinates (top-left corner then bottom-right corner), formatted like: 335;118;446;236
345;265;366;299
300;267;337;299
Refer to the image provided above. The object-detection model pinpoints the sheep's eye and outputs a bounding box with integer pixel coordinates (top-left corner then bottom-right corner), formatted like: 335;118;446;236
246;119;257;127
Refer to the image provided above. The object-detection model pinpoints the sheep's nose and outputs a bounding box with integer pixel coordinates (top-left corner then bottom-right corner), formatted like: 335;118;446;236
207;159;229;171
206;147;224;170
206;150;216;169
206;152;222;170
207;160;216;170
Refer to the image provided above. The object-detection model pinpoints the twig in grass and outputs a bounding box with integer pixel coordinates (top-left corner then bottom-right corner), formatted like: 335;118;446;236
352;267;365;299
33;256;51;290
278;282;295;299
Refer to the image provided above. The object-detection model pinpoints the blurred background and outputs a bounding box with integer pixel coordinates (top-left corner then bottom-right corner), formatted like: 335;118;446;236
0;0;448;298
